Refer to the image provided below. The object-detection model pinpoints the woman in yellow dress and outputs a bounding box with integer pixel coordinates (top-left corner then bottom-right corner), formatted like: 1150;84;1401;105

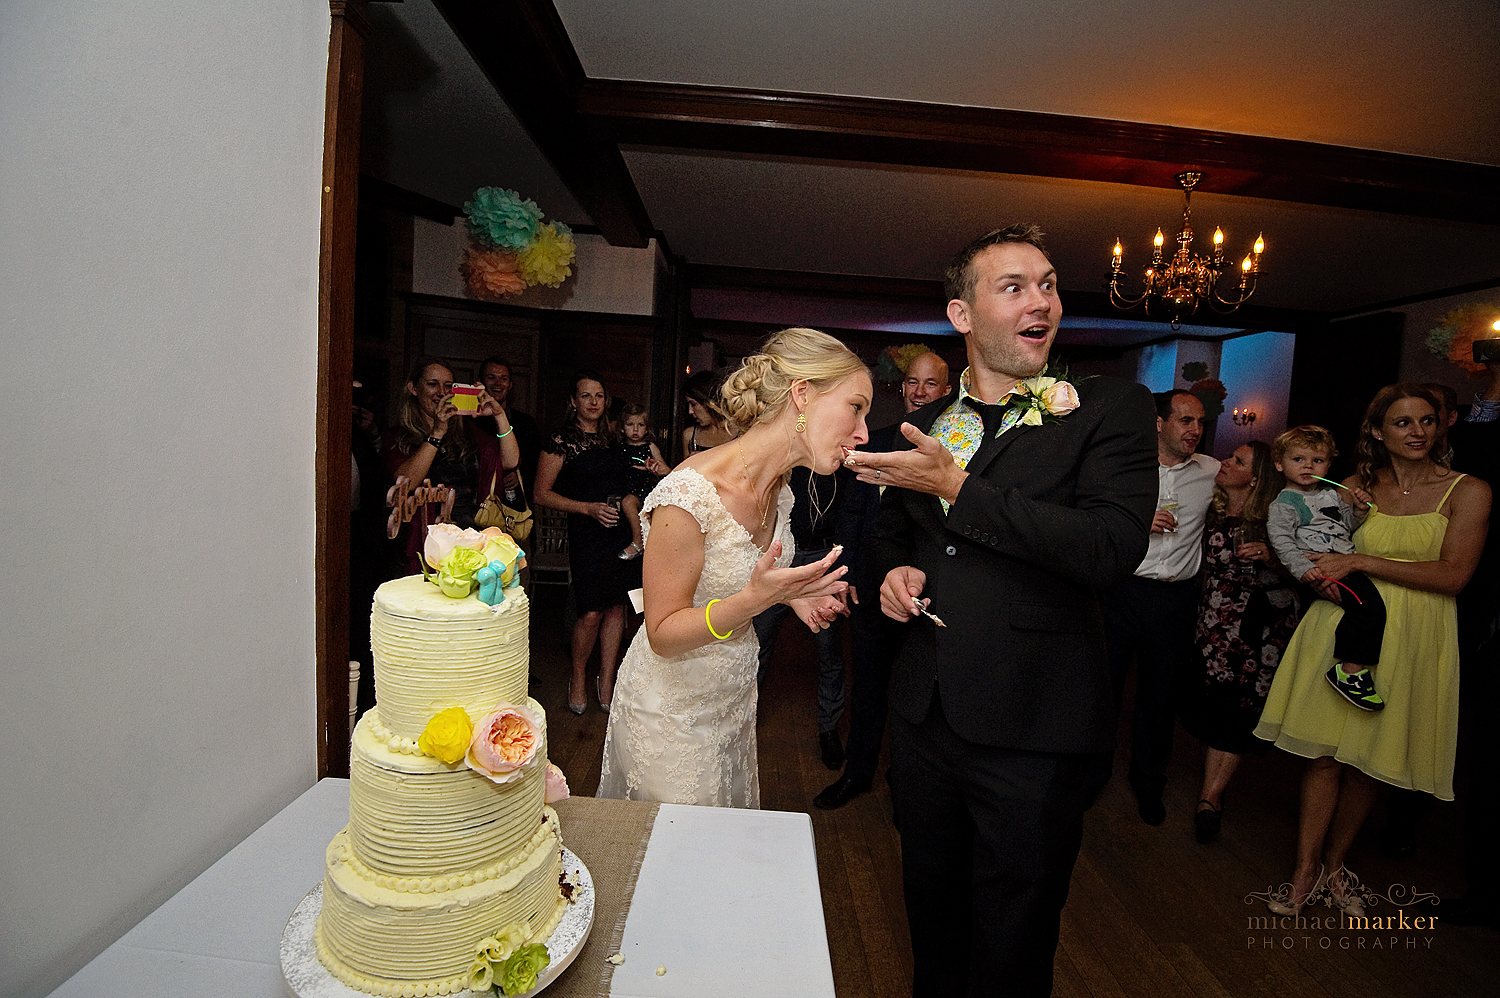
1255;383;1490;915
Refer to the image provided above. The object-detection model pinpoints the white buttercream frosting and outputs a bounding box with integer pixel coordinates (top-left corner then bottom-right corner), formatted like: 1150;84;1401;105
370;576;530;741
315;574;565;995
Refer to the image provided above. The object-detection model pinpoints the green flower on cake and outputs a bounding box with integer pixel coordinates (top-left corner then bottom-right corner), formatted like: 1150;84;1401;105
417;707;474;765
470;924;549;996
437;545;487;598
498;943;550;996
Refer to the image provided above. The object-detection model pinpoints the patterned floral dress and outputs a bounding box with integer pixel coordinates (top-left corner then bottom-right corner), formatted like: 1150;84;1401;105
1180;514;1302;754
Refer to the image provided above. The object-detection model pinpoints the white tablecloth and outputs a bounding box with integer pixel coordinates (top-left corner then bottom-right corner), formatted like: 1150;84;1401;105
49;779;835;998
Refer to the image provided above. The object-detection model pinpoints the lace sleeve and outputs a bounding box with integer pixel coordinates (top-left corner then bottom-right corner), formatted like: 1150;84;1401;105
641;469;719;544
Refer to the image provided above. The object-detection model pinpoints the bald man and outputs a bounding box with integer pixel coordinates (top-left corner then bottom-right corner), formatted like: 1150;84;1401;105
816;350;952;809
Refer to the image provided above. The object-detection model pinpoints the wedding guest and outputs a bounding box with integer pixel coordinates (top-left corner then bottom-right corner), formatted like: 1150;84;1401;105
383;357;519;574
680;370;735;456
1105;389;1220;825
752;464;854;770
1179;441;1299;842
533;372;637;714
616;402;670;561
815;349;950;810
479;356;542;502
1255;383;1490;917
851;225;1157;997
1266;426;1385;710
1434;360;1500;926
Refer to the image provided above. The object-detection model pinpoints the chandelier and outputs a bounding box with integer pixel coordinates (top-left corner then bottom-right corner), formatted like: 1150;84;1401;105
1108;171;1264;329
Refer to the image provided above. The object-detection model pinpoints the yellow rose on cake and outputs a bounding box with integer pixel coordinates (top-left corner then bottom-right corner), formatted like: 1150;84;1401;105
466;705;542;784
417;707;474;764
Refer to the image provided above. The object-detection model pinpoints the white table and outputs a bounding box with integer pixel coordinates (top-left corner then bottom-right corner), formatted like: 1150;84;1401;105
49;779;835;998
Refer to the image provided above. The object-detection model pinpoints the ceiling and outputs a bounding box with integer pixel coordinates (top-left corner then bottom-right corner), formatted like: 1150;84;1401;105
359;0;1500;347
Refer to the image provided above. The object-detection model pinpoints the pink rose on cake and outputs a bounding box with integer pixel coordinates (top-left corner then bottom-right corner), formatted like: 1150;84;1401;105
424;522;489;570
544;761;570;803
465;705;542;784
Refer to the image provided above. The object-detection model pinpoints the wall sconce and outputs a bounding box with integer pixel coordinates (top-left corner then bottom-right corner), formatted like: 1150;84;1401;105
1231;408;1257;426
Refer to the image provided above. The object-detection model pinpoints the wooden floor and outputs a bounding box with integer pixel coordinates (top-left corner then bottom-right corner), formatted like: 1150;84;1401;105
528;586;1498;997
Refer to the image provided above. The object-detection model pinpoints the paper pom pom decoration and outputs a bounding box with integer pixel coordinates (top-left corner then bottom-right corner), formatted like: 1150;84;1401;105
518;222;576;288
464;246;528;299
460;188;577;300
876;344;936;383
1189;377;1227;417
1425;303;1500;374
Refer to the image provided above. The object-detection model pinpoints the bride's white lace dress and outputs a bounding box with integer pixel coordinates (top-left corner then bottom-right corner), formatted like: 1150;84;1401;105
597;467;793;807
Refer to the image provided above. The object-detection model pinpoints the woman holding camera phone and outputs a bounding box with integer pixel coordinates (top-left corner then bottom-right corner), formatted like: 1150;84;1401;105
383;356;519;574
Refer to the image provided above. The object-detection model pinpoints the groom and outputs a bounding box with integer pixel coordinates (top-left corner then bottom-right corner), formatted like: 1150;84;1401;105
851;225;1157;996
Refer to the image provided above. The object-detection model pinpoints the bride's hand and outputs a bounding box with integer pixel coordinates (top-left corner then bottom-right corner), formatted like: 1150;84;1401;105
748;541;849;610
790;595;849;632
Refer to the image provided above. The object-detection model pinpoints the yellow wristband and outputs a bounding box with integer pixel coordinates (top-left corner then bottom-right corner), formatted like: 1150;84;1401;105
705;598;733;640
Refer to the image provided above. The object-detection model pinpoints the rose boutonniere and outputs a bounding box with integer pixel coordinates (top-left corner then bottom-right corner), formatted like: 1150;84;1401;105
998;363;1084;433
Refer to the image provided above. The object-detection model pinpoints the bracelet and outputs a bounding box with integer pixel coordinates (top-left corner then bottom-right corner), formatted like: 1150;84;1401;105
705;599;733;640
495;426;513;439
424;435;442;448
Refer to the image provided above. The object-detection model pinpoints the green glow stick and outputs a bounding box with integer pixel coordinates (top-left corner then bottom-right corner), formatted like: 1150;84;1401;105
1309;475;1346;488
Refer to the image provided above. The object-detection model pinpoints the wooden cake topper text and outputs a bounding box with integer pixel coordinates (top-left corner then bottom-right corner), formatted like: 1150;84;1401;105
386;477;456;539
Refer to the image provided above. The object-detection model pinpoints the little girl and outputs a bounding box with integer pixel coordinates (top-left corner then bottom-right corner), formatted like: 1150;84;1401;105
617;403;669;559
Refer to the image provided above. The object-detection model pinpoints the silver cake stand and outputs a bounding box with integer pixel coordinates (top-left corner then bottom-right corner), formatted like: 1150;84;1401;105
281;848;594;998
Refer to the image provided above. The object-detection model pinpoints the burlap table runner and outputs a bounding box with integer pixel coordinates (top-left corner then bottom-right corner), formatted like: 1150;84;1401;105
548;796;660;998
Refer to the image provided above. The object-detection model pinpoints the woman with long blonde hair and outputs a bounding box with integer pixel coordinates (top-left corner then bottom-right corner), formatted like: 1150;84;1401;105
598;328;871;807
1255;383;1490;915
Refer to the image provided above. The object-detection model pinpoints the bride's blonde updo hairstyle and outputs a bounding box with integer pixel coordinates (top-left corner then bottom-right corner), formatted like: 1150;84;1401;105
720;327;866;432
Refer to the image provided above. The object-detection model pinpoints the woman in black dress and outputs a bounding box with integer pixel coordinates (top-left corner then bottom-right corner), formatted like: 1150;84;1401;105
1180;441;1300;842
534;372;637;714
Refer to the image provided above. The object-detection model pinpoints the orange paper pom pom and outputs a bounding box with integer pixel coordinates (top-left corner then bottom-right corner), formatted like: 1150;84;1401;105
463;246;527;299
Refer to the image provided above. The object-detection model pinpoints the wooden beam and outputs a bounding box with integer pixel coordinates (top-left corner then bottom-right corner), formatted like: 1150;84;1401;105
578;80;1500;225
317;0;368;779
429;0;654;246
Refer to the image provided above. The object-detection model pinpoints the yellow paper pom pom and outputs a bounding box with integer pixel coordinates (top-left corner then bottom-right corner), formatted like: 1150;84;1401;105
517;223;576;288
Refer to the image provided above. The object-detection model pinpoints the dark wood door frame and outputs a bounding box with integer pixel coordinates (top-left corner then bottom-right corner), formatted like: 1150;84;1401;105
316;0;368;778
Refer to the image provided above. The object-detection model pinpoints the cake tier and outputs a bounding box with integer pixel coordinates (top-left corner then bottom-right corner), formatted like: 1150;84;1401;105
316;808;566;998
349;705;548;878
371;575;530;740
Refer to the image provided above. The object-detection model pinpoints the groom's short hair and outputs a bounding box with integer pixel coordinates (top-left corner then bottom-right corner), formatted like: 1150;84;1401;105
944;224;1050;304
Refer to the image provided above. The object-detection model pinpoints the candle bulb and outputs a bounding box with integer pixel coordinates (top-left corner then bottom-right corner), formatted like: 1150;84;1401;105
1112;239;1122;269
1254;233;1265;256
1152;228;1164;265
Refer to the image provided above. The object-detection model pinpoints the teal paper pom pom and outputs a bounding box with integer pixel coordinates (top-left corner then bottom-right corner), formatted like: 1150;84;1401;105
465;187;542;252
553;221;572;237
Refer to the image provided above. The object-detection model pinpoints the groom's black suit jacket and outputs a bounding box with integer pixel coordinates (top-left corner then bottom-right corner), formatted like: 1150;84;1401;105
873;374;1159;754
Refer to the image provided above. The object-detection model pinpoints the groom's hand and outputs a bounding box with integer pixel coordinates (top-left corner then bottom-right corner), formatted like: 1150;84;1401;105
880;565;928;622
847;423;968;504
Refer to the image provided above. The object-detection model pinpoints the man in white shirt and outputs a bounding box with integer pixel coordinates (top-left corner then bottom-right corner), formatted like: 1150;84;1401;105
1105;389;1219;825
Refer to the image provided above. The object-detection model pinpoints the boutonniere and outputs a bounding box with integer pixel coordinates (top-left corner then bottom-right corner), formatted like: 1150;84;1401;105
997;363;1083;433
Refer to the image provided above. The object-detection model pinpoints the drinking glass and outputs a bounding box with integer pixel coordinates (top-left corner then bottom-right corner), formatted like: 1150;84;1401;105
1158;484;1179;533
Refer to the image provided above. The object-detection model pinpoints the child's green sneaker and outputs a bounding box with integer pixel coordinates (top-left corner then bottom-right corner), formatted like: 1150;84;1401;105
1327;664;1385;711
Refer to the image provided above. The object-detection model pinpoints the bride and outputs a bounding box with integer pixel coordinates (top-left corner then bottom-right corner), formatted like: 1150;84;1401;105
597;328;872;807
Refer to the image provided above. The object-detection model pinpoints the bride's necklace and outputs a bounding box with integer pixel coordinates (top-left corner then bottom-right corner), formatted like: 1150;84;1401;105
807;472;837;524
737;441;775;530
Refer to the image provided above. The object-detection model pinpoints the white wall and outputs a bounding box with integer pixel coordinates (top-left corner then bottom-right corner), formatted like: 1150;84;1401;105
0;3;326;995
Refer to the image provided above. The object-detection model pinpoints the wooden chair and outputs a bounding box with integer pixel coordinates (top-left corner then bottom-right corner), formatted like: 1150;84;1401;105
527;504;571;590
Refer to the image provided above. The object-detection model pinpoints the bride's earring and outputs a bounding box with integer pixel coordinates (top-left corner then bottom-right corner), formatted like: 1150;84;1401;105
795;412;807;433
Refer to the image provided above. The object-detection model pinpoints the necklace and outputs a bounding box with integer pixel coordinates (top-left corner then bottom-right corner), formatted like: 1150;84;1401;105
737;441;775;530
807;472;837;525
